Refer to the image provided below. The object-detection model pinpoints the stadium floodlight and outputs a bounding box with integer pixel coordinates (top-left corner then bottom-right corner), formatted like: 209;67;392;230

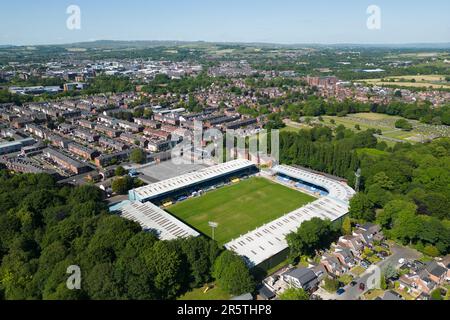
208;221;219;241
355;168;361;193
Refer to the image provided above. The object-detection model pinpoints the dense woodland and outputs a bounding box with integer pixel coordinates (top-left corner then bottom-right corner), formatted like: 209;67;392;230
351;137;450;256
0;169;254;300
280;127;450;258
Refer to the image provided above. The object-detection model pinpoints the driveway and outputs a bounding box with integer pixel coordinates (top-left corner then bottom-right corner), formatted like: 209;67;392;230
378;242;422;269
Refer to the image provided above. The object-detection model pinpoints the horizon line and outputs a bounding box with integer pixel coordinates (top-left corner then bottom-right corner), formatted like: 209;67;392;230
2;39;450;48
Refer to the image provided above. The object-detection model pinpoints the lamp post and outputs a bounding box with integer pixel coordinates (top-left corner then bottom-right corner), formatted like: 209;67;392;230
208;222;219;241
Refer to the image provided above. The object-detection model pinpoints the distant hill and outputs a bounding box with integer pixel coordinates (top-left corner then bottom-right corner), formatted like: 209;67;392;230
2;40;450;51
60;40;450;50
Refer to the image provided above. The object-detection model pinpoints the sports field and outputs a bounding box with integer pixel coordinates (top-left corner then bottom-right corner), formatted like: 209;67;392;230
167;177;315;245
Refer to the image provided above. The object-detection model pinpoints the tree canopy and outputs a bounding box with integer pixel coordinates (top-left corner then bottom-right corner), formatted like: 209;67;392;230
0;171;239;300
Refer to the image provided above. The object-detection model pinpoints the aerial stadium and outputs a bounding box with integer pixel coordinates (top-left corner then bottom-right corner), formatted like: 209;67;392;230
111;159;356;269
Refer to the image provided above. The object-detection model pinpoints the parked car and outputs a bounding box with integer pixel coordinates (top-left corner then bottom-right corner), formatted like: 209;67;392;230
359;283;366;291
336;288;346;295
380;242;390;249
350;281;358;287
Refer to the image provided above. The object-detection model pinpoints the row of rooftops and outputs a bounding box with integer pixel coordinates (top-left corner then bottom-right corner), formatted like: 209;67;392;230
43;147;87;169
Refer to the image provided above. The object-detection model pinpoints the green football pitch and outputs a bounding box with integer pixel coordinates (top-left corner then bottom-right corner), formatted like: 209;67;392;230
167;177;315;245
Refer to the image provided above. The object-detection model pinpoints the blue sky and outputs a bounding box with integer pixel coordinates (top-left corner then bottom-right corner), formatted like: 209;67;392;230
1;0;449;45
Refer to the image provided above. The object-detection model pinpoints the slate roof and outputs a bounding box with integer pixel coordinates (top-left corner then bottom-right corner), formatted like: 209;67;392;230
285;268;319;290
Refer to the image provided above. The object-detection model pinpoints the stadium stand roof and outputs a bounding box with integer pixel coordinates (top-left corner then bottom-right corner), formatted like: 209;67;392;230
111;200;200;241
272;165;355;204
225;165;356;267
225;197;349;266
129;159;255;202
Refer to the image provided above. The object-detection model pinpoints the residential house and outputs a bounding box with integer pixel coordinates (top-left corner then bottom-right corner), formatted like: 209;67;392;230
257;285;276;301
424;261;447;285
337;235;364;257
320;253;348;277
438;255;450;281
231;293;253;301
353;223;384;245
282;268;319;292
376;291;403;301
332;246;357;269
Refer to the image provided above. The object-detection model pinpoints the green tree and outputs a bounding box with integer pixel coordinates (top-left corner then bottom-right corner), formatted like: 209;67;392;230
213;251;254;296
279;287;309;300
323;277;340;293
349;193;375;221
423;245;440;257
391;211;421;245
286;218;338;258
431;289;443;300
179;237;220;287
144;241;185;300
383;264;398;280
342;216;352;235
380;274;387;290
377;200;417;229
373;172;394;190
115;166;127;177
112;176;134;195
130;148;146;164
395;119;413;131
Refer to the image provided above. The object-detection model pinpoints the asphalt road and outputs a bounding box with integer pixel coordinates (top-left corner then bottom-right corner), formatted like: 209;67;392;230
335;243;422;300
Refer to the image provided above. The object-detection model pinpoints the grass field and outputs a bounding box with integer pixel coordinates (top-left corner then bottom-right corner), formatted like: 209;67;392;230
321;113;450;144
281;119;313;133
167;177;315;245
178;285;231;301
357;74;450;89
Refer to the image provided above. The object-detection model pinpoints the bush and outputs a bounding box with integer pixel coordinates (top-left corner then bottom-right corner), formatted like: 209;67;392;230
323;277;340;293
431;289;443;300
338;274;353;286
395;119;413;131
423;245;440;257
112;176;134;195
115;166;127;177
279;288;309;300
